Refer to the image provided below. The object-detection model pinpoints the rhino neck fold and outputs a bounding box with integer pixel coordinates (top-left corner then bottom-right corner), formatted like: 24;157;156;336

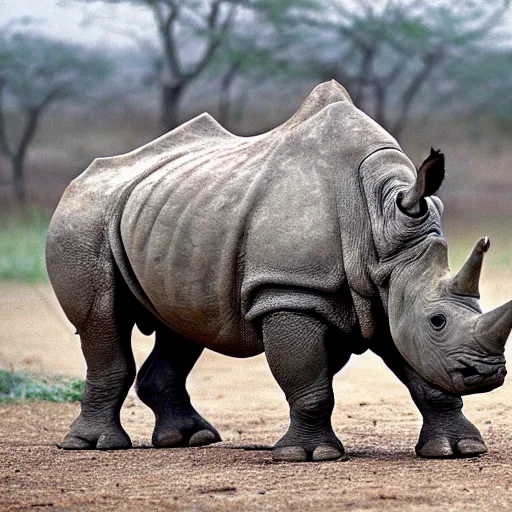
354;148;446;335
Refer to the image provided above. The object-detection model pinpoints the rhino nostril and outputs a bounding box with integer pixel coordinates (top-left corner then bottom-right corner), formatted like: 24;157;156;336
459;366;479;378
456;359;506;390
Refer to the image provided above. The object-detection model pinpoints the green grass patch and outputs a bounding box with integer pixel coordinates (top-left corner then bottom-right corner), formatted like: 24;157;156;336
0;208;50;281
0;369;84;403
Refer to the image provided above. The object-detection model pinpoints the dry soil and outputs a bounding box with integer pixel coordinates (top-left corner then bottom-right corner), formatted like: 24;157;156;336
1;281;512;511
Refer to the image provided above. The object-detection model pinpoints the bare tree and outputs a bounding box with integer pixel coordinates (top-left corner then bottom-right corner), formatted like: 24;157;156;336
212;0;321;129
292;0;511;139
76;0;324;132
437;48;512;121
71;0;511;139
0;31;111;201
78;0;245;133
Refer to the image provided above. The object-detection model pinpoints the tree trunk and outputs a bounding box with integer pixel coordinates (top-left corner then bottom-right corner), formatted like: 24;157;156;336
12;157;25;202
373;80;391;135
218;63;240;129
161;83;184;133
391;52;443;139
353;45;375;109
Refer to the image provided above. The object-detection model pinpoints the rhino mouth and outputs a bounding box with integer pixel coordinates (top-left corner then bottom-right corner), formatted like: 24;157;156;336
453;358;506;393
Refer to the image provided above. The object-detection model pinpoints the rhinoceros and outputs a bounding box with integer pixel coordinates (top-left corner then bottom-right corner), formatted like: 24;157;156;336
46;81;512;462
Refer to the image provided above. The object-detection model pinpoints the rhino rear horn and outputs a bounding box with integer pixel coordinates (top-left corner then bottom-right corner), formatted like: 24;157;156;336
475;299;512;354
400;148;445;215
450;237;490;297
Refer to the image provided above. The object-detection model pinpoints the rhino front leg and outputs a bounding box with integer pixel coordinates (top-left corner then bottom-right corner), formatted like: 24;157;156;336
374;344;487;458
406;368;487;458
136;326;221;448
263;311;347;462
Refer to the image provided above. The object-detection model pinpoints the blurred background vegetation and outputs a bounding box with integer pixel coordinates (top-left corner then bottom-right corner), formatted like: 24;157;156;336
0;0;511;281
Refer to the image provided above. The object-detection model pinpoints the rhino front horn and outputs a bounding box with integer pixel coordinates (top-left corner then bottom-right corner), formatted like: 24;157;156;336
476;299;512;354
450;237;490;297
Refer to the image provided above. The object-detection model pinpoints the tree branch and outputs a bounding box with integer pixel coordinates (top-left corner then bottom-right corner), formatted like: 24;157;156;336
105;25;159;59
151;0;182;79
218;59;241;127
371;78;388;129
391;50;444;137
384;61;404;85
0;79;13;159
457;0;511;44
186;1;237;81
353;43;376;106
14;87;64;164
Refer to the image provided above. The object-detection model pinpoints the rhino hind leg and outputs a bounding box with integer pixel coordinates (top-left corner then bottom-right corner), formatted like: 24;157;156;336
262;311;350;462
373;342;487;459
136;325;221;448
51;263;136;450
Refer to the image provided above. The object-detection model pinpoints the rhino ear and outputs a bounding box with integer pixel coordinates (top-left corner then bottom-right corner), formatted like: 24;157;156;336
400;148;445;215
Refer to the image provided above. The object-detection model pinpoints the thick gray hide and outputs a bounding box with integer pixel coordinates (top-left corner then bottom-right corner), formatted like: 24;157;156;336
49;80;512;460
67;81;436;356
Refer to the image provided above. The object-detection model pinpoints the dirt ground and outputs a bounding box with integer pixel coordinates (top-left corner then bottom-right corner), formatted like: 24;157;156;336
2;281;512;511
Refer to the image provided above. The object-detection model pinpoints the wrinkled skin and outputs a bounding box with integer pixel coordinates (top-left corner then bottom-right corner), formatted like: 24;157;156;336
47;81;512;462
389;241;507;396
370;334;488;459
359;148;511;398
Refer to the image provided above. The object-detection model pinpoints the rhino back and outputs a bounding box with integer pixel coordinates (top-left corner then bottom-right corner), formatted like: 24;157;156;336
120;117;349;354
120;130;268;354
119;95;400;355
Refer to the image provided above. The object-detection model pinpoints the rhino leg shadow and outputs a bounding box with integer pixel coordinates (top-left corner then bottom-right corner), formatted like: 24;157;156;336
136;325;221;448
373;341;487;459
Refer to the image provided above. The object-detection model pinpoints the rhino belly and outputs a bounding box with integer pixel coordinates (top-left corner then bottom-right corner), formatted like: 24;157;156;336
118;116;356;355
119;148;267;357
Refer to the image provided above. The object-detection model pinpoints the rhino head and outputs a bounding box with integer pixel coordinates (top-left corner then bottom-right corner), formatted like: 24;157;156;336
387;150;512;395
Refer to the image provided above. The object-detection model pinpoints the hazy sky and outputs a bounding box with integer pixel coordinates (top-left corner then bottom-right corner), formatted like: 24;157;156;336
2;0;512;50
0;0;156;49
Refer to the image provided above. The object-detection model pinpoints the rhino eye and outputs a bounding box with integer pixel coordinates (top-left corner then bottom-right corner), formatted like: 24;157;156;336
430;314;447;331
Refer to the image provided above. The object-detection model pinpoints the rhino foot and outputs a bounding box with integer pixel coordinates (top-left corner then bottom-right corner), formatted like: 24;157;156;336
272;442;345;462
417;436;487;458
57;420;132;450
415;412;487;458
152;413;221;448
273;429;346;462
